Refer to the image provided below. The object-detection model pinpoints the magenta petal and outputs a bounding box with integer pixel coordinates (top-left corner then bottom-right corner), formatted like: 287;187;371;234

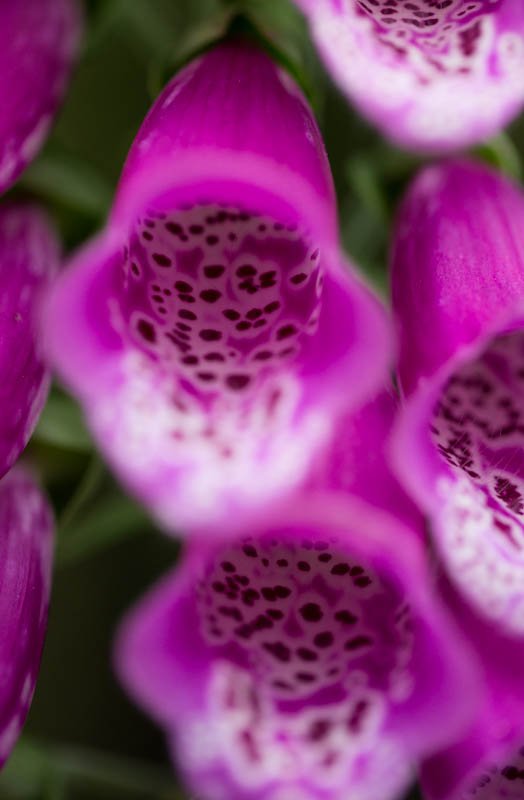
0;204;60;478
44;39;391;532
116;393;480;800
391;159;524;633
296;0;524;152
0;0;82;193
0;467;53;768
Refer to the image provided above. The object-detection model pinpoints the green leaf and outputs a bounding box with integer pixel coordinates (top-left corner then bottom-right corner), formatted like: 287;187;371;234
56;492;152;567
474;131;523;181
34;392;93;452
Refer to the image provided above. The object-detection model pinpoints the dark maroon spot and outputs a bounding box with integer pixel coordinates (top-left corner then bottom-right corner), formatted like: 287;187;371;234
263;642;291;662
318;553;332;563
246;308;262;320
252;614;273;631
212;581;225;593
277;324;297;340
335;610;358;626
204;352;225;362
267;609;284;620
137;319;156;343
236;321;251;331
291;273;307;285
153;253;171;267
314;632;334;648
237;265;257;277
179;294;196;303
179;309;197;320
200;329;222;342
254;351;273;361
300;603;323;622
272;680;292;691
297;561;311;572
277;559;288;567
261;587;276;602
197;372;217;382
262;558;269;566
331;563;350;576
206;235;219;245
224;309;241;321
243;544;258;558
354;576;372;588
350;566;364;576
175;280;193;293
253;320;266;328
182;355;199;365
274;585;291;599
502;766;520;781
131;263;140;276
189;224;203;234
297;647;318;662
221;561;235;573
308;720;332;741
241;589;259;607
226;374;251;391
142;231;153;241
166;222;183;235
200;289;221;303
260;271;276;281
296;672;315;683
345;635;372;651
177;322;191;331
264;301;280;313
204;265;225;279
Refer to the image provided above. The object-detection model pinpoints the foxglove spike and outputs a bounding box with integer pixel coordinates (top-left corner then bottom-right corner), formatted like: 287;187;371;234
0;468;53;769
0;0;82;193
0;204;60;478
43;38;390;532
294;0;524;152
391;159;524;636
117;393;479;800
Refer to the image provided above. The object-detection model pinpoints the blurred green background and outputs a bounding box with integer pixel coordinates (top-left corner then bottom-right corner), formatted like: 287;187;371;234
1;1;523;798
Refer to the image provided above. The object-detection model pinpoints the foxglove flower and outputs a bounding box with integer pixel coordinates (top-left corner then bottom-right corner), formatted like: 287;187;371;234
43;38;390;531
294;0;524;152
0;467;53;768
0;0;82;194
117;393;479;800
420;573;524;800
0;204;60;478
391;159;524;636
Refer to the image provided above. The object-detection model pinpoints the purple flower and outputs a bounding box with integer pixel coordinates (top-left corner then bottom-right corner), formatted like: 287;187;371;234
117;392;479;800
391;158;524;636
0;204;60;479
0;467;53;768
294;0;524;152
419;573;524;800
0;0;82;194
43;38;390;531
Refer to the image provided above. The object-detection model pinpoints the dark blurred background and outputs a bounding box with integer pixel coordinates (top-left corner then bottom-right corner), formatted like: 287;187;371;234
1;1;523;797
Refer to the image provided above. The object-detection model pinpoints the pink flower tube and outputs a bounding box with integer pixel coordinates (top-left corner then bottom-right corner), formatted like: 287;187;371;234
43;37;390;533
294;0;524;152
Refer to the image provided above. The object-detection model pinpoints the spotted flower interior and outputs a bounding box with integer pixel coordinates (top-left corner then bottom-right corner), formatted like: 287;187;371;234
356;0;512;84
187;533;414;795
464;747;524;798
430;331;524;633
103;200;327;511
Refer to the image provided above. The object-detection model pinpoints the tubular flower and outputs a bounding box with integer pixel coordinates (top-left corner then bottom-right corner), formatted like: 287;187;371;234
117;392;479;800
391;159;524;636
0;204;60;479
294;0;524;152
0;467;53;769
43;37;390;532
0;0;82;194
419;573;524;800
